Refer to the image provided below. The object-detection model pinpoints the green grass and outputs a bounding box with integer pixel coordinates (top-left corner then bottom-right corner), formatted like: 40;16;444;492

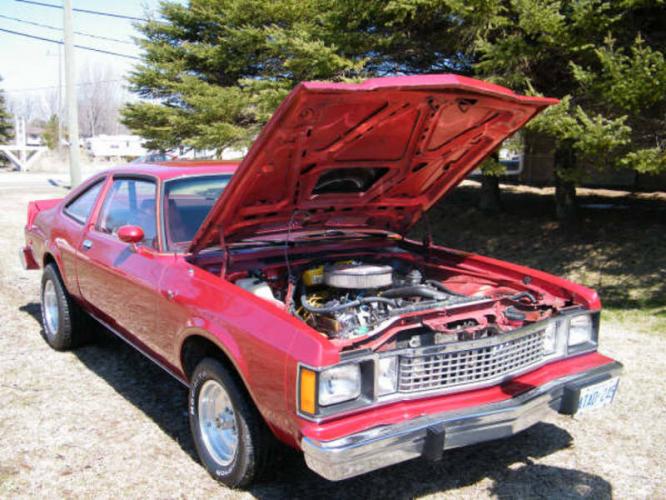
603;307;666;336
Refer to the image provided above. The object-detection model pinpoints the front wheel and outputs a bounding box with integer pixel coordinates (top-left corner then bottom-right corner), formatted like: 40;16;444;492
189;358;277;488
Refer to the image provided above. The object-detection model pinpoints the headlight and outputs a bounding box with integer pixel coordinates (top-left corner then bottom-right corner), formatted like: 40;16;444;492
568;314;593;346
318;364;361;406
543;320;567;357
377;356;398;396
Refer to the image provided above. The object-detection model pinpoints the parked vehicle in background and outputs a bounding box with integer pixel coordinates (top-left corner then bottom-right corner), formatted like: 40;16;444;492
130;151;178;164
20;75;621;488
84;134;147;159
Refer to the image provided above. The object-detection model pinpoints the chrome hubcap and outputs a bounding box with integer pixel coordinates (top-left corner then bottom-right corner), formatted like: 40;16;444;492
198;380;238;467
43;280;59;338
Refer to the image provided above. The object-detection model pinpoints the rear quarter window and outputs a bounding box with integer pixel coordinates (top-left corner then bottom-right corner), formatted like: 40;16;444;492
63;181;104;224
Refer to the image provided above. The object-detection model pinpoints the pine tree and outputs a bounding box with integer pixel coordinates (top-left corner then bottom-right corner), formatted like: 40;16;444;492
450;0;666;220
122;0;468;153
42;114;60;150
123;0;361;153
0;76;13;144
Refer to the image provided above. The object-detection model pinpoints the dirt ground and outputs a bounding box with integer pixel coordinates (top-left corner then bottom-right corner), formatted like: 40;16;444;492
0;172;664;499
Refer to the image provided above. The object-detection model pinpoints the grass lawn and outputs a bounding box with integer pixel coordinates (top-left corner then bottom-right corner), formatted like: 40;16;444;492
413;181;666;335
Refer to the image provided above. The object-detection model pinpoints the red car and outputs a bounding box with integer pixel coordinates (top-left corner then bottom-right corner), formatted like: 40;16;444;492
21;75;622;487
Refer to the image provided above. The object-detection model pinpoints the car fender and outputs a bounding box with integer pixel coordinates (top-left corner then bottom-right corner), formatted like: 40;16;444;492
178;325;249;386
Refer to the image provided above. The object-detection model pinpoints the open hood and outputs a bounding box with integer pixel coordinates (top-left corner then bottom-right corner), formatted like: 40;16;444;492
189;74;557;254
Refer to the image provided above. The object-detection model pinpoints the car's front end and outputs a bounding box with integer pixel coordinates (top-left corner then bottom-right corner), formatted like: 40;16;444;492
214;236;622;481
295;304;621;480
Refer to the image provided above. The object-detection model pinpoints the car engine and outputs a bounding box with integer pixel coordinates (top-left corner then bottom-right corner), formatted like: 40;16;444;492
298;260;482;340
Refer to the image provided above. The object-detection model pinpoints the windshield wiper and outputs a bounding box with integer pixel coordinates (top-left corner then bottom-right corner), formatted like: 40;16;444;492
291;229;389;241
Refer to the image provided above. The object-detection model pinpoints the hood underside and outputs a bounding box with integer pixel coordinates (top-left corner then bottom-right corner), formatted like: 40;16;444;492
189;74;557;254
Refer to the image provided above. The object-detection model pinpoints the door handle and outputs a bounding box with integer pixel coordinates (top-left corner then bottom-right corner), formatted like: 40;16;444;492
82;239;93;250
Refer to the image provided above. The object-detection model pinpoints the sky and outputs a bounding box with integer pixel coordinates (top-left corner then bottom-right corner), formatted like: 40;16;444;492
0;0;178;110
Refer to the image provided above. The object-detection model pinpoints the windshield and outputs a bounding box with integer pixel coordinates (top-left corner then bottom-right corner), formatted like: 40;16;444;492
164;174;232;250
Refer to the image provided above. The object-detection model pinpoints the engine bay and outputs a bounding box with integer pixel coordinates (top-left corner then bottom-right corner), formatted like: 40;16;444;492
298;261;488;341
224;246;572;352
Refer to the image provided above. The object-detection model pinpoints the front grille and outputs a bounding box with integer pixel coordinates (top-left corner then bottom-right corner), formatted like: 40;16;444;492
398;329;545;393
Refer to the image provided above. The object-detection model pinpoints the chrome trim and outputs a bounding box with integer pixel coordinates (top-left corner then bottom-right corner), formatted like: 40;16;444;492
42;279;59;339
88;312;189;387
198;379;239;466
301;361;623;481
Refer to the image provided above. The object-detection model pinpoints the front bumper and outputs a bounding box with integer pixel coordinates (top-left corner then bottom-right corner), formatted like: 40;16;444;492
301;360;622;481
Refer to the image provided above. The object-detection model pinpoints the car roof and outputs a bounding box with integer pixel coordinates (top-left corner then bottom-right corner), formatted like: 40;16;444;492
98;160;240;181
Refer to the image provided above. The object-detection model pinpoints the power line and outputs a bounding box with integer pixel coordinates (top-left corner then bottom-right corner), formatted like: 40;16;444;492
15;0;147;22
3;79;127;94
0;27;141;60
0;14;135;45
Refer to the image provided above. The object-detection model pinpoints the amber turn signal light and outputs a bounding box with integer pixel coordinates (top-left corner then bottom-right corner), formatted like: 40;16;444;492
299;367;316;415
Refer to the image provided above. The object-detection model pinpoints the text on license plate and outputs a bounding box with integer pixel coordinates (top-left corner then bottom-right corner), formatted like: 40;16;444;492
577;377;619;414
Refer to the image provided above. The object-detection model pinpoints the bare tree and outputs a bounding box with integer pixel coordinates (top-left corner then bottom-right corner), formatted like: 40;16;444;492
41;88;62;122
77;63;125;137
7;94;42;123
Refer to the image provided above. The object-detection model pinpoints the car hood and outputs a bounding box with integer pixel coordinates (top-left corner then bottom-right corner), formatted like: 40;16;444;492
189;74;557;254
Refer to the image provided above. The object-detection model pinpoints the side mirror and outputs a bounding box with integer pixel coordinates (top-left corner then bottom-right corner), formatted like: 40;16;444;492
117;225;144;246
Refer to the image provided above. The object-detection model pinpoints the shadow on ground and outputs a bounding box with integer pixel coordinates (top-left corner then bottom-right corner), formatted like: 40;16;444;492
20;301;613;499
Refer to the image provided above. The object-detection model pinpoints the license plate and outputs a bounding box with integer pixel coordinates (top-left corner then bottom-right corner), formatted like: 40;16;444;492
576;377;619;415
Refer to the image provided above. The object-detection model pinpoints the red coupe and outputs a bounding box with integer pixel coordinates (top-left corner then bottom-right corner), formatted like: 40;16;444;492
21;75;622;487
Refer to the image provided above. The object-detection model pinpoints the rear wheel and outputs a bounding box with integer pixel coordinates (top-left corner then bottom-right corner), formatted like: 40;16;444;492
189;358;277;488
40;263;90;350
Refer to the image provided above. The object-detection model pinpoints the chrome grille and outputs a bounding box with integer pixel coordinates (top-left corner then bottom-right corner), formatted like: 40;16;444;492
398;329;545;393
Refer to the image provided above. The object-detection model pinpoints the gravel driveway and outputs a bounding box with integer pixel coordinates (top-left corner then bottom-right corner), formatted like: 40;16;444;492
0;172;663;499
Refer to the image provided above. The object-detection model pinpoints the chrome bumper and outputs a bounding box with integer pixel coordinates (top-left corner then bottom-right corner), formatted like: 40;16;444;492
301;361;622;481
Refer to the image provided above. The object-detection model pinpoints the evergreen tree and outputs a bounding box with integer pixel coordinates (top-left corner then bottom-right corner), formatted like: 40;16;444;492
42;114;60;150
450;0;666;220
122;0;468;153
0;76;13;144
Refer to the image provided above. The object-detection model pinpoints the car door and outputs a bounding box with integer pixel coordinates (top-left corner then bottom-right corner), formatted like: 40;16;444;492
57;178;106;294
76;176;172;355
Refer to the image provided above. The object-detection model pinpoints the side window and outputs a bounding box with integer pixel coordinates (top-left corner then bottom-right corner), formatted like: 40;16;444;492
63;181;104;224
97;178;157;248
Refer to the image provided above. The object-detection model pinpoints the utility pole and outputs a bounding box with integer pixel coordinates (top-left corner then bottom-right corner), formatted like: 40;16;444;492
63;0;81;187
57;44;63;155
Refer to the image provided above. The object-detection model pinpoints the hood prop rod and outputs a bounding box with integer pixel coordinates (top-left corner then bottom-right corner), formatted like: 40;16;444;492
218;224;229;278
422;212;433;258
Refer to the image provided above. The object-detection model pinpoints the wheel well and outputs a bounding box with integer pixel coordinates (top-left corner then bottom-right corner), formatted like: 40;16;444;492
181;335;241;385
43;253;56;269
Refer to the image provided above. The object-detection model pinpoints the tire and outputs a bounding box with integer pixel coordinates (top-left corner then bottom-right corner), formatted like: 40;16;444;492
40;263;90;351
189;358;277;488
